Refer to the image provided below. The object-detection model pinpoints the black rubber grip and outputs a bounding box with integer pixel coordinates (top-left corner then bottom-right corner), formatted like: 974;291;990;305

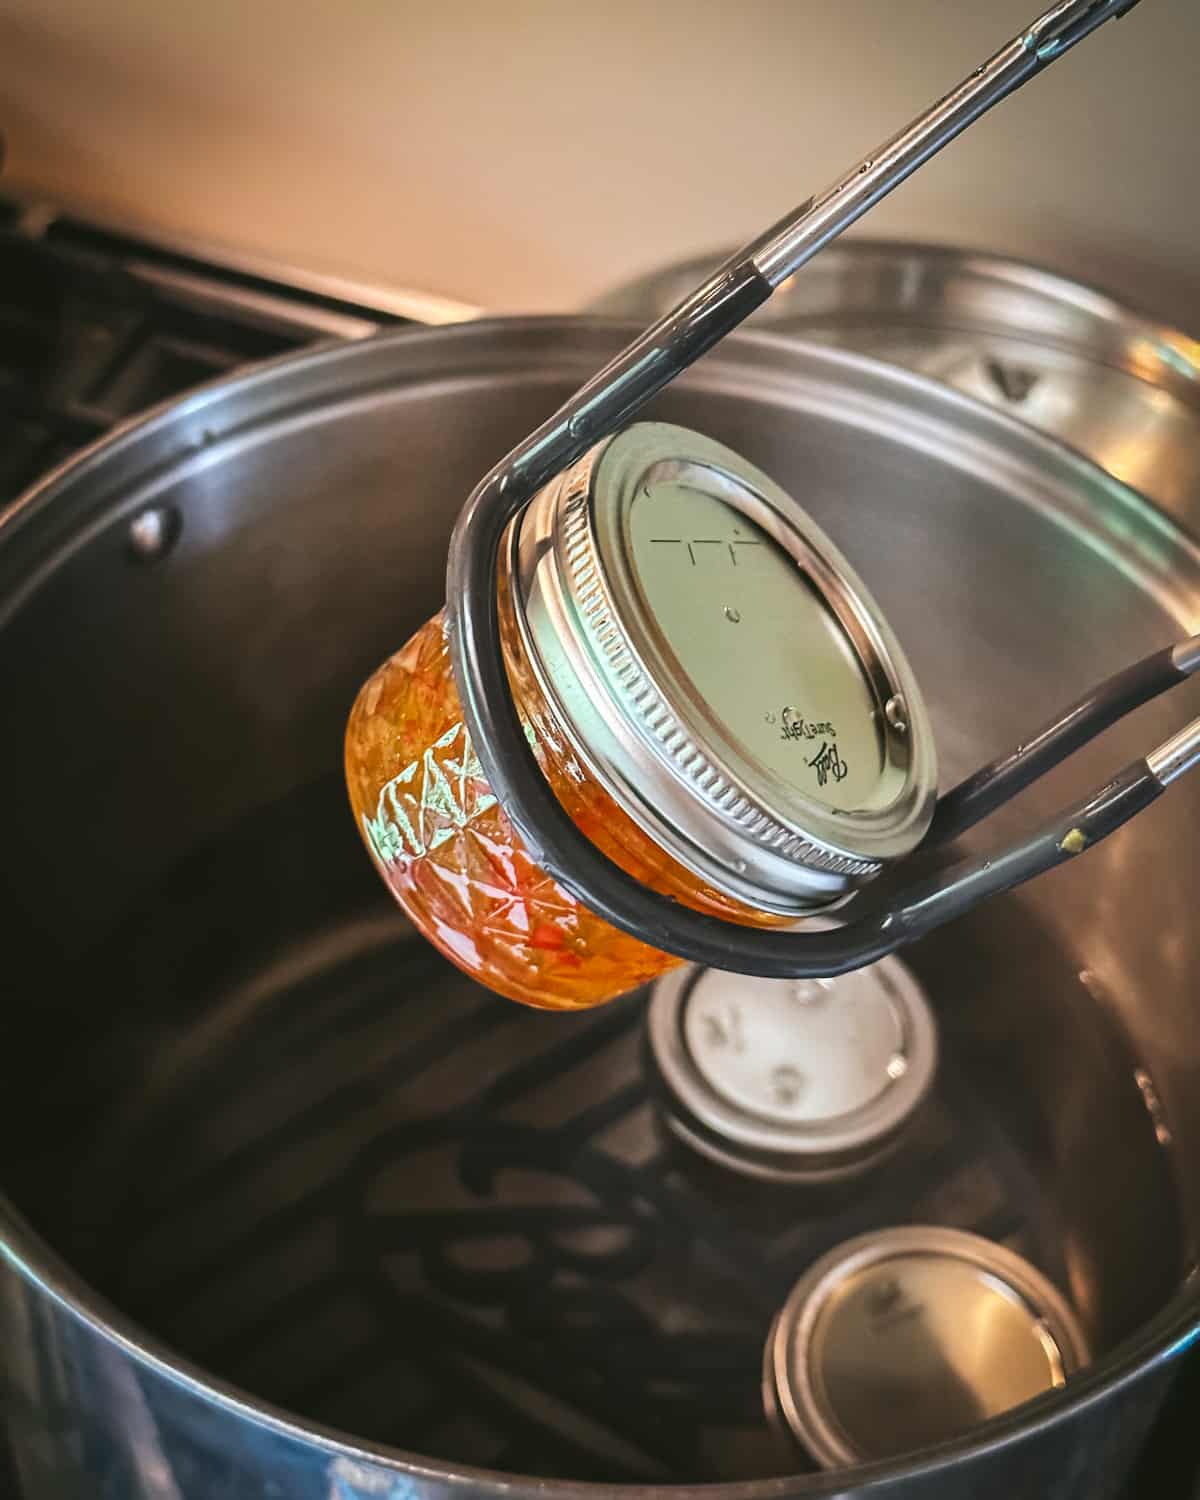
929;644;1183;847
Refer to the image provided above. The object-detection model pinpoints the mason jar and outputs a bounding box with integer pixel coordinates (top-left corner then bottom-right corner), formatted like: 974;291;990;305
344;422;936;1008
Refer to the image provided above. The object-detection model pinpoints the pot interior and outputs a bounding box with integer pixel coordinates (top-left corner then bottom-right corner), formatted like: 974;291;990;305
1;322;1197;1484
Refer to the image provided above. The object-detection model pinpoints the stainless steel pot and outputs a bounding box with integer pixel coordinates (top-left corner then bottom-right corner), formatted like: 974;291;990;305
2;318;1199;1500
591;240;1200;521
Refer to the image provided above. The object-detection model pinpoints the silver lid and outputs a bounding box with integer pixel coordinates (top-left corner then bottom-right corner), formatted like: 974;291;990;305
765;1227;1090;1468
508;422;937;913
646;956;937;1182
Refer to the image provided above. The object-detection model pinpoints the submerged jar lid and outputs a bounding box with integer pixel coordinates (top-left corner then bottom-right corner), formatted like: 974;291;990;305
646;957;937;1182
764;1227;1090;1468
506;421;937;914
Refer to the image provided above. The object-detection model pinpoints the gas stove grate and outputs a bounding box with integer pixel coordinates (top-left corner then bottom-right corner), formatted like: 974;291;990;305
0;196;405;506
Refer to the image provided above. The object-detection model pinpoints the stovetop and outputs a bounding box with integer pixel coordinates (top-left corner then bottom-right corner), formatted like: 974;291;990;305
0;192;478;509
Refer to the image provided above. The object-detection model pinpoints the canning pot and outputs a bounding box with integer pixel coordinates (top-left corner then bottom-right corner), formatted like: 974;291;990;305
591;239;1200;524
2;318;1199;1500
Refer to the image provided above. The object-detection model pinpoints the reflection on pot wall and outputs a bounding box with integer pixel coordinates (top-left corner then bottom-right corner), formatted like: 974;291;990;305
0;0;1197;322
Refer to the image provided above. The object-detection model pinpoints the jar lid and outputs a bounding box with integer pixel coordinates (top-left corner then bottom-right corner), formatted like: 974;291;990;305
646;956;937;1182
764;1227;1090;1467
508;422;937;914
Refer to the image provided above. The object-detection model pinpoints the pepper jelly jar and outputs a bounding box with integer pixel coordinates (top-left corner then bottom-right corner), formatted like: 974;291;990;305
344;423;937;1010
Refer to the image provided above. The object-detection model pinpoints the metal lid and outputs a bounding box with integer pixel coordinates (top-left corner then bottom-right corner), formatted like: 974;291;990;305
508;421;937;913
765;1227;1090;1467
646;956;937;1182
590;240;1200;520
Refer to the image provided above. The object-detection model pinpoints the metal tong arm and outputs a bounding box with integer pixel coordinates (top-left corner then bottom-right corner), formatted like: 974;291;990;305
450;0;1141;525
748;0;1144;289
929;635;1200;846
446;0;1149;980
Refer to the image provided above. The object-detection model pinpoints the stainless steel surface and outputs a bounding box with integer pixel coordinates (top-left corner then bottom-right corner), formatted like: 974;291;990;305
5;192;481;329
511;423;936;913
765;1228;1090;1468
590;240;1200;521
745;1;1141;290
1148;714;1200;786
126;259;387;343
1172;634;1200;675
646;958;937;1182
1;319;1197;1498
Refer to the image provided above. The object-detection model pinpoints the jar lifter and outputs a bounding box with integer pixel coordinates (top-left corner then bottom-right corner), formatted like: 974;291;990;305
446;0;1200;978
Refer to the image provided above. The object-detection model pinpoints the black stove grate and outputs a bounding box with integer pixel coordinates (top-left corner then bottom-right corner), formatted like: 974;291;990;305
0;196;403;506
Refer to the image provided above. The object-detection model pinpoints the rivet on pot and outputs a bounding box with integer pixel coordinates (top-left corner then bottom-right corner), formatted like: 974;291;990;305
126;505;182;564
984;357;1040;404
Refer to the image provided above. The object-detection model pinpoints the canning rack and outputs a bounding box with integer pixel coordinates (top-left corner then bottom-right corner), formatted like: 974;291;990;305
445;0;1200;978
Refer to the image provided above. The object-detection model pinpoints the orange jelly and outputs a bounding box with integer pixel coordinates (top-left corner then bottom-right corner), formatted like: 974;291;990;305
344;607;778;1011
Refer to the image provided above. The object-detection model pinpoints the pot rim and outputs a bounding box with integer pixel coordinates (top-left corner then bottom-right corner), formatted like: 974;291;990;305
587;234;1200;408
4;1195;1197;1497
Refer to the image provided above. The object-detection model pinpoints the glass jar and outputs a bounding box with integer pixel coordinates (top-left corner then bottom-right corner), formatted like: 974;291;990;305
344;423;937;1010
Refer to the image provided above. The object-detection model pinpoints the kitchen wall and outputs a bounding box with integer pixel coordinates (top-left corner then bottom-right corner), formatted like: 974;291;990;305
1;0;1197;326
